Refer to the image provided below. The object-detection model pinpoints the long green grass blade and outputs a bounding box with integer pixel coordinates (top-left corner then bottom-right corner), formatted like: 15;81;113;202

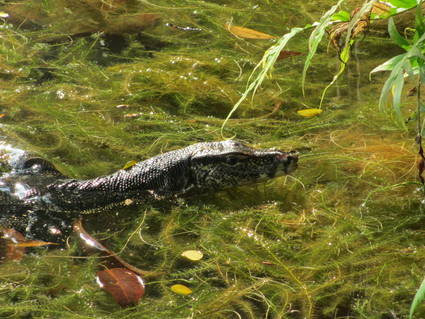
220;26;305;136
388;17;411;50
370;53;407;74
301;0;344;96
377;54;407;110
319;40;351;108
410;278;425;319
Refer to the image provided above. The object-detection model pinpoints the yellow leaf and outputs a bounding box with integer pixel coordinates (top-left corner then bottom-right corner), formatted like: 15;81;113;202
171;284;193;295
122;160;137;170
12;240;59;247
224;24;275;39
0;11;9;18
297;108;323;118
181;250;203;261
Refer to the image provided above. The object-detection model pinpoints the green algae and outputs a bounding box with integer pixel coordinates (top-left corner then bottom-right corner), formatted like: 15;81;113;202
1;0;425;318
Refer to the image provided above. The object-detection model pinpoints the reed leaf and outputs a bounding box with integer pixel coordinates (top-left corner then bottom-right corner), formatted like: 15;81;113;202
221;26;305;136
301;0;344;96
410;278;425;319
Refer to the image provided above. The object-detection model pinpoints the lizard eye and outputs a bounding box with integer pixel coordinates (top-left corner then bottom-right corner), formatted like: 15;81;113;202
225;156;239;165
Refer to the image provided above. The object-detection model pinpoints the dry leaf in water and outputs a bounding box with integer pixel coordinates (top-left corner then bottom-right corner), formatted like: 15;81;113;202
371;1;392;18
0;229;26;262
329;7;370;50
73;218;150;276
170;284;193;295
97;268;145;308
223;24;275;39
297;109;323;118
277;50;304;60
181;250;203;261
0;229;58;262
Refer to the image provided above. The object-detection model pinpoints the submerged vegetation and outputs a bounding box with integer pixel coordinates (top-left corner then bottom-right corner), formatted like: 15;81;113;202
1;0;425;317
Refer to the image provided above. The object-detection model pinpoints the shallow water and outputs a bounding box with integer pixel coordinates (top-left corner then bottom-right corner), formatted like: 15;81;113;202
0;0;424;318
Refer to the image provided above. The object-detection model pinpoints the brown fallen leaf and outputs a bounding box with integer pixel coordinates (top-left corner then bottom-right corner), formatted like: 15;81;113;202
0;228;58;262
73;218;151;276
97;268;145;308
223;24;276;39
277;50;304;60
329;7;370;50
371;1;392;18
0;229;26;262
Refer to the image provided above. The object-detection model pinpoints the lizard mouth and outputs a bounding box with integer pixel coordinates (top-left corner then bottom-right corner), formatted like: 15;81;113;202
275;151;298;176
285;151;298;174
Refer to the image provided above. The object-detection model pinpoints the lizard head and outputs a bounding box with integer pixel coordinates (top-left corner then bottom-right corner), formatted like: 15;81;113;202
188;140;298;192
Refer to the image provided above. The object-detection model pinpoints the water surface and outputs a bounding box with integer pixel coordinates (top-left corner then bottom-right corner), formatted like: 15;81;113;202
0;0;424;318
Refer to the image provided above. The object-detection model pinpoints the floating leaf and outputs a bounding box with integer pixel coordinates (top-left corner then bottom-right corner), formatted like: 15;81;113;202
97;268;145;308
297;108;323;117
181;250;203;261
122;161;137;170
277;50;304;60
0;229;58;262
223;24;275;39
73;218;150;276
13;240;59;248
0;229;26;262
170;284;193;295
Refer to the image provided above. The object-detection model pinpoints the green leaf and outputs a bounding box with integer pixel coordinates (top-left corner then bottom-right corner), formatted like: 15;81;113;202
410;278;425;319
409;46;425;61
420;66;425;83
301;0;345;96
221;26;305;135
392;69;405;122
388;17;411;50
332;10;350;22
377;52;408;124
414;1;425;43
370;53;407;74
389;0;419;9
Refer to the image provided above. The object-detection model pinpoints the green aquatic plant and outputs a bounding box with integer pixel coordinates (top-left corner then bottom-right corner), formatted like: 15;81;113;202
371;1;425;128
220;0;425;131
410;278;425;318
2;0;425;318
